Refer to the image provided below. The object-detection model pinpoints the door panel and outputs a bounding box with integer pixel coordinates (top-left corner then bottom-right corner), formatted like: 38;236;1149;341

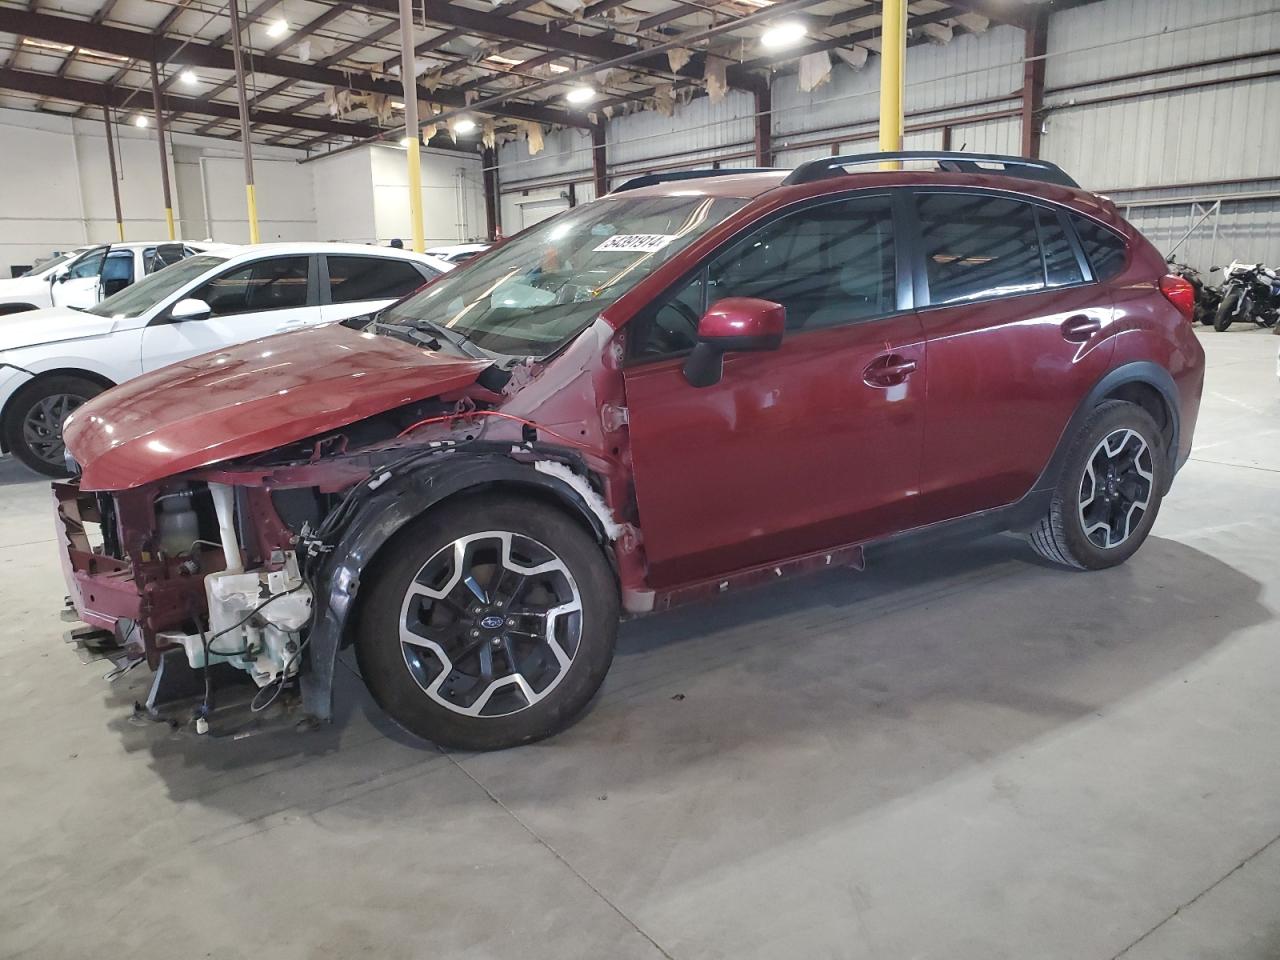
625;316;925;587
52;247;107;309
911;193;1115;524
140;255;317;371
622;192;921;588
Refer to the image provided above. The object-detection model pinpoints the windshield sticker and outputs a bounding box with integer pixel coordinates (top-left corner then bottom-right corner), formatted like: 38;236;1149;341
592;234;678;253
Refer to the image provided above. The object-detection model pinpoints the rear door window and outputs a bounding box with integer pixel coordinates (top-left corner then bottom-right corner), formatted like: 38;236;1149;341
1070;214;1128;281
915;193;1045;305
326;256;431;304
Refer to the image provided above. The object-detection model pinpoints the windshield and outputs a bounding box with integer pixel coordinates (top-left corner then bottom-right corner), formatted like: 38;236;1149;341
382;195;746;358
21;252;74;277
87;255;227;319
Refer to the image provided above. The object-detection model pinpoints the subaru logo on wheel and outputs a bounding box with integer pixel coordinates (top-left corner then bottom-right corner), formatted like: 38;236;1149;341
479;615;505;630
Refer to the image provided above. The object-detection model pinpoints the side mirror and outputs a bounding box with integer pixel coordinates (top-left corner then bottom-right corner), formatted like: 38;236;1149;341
1165;255;1175;264
53;272;68;284
1210;265;1221;272
682;297;785;388
169;298;212;322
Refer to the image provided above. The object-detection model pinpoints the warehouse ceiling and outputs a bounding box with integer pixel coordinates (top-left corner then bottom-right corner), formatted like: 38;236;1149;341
0;0;1087;153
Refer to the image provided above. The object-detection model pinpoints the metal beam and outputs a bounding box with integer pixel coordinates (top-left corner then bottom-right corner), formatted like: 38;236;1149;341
227;0;260;243
591;123;608;197
0;7;588;128
101;102;125;240
354;0;638;64
1019;9;1047;158
753;85;771;166
149;59;176;238
0;67;384;138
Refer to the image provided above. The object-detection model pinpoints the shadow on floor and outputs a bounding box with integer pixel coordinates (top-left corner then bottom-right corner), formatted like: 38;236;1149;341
98;530;1267;834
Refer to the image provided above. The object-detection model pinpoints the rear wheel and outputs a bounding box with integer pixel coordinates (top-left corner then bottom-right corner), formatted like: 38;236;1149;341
1029;400;1165;570
2;375;102;476
356;495;618;750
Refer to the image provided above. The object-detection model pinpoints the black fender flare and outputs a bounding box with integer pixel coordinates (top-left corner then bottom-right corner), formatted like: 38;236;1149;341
1032;360;1181;499
300;453;612;720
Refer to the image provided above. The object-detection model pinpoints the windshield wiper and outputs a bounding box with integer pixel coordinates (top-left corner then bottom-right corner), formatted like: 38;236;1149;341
401;317;490;361
371;320;446;352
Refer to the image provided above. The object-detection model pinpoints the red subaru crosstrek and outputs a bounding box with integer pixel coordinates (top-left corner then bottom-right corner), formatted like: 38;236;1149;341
54;152;1204;749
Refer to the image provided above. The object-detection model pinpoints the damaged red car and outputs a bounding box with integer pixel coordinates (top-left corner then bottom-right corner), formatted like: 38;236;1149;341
54;152;1205;749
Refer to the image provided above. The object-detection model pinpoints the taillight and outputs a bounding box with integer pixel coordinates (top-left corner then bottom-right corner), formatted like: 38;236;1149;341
1159;274;1196;321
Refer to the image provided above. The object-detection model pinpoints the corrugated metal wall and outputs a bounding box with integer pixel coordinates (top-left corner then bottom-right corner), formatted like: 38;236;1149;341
497;0;1280;268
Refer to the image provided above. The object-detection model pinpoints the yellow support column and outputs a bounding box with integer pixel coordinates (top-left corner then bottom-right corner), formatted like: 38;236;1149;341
164;207;176;241
245;184;261;244
400;0;426;252
405;137;425;253
878;0;906;169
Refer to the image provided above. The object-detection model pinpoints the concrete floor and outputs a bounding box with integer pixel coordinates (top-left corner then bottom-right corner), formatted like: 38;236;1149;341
1;327;1277;960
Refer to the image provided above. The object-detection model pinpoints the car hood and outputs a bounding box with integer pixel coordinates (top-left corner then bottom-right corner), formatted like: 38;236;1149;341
0;276;53;310
64;323;492;490
0;305;115;353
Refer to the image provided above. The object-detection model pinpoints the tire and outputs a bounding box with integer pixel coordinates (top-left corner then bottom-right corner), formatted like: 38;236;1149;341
1028;400;1166;571
1214;288;1242;331
355;494;619;750
2;375;103;477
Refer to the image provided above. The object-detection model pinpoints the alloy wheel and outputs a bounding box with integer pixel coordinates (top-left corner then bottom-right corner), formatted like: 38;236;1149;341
1077;428;1154;549
398;530;583;718
21;393;87;468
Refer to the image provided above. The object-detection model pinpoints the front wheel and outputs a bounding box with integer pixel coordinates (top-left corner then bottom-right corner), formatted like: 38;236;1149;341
356;495;619;750
2;375;103;476
1028;400;1166;570
1214;288;1243;331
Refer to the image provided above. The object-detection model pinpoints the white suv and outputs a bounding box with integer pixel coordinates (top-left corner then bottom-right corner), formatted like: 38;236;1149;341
0;242;452;474
0;242;231;314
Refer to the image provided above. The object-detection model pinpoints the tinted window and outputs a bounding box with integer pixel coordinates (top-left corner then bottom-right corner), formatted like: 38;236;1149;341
101;251;134;285
637;195;897;356
1038;208;1084;287
1071;215;1128;282
917;193;1044;305
192;256;310;317
327;256;431;304
144;243;191;274
65;248;107;279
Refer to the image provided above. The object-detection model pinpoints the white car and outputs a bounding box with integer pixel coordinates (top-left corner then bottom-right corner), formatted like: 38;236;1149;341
0;242;233;315
0;242;452;474
424;242;490;264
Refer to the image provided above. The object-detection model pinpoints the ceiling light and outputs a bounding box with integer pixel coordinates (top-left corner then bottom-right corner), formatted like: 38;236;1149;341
266;18;289;38
566;86;597;105
399;136;413;147
180;69;199;85
22;37;74;53
134;115;150;128
760;20;807;49
391;100;405;109
486;54;524;67
453;118;477;135
547;63;570;74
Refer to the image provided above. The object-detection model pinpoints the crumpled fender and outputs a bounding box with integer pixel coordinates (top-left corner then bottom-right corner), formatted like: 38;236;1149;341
301;452;614;720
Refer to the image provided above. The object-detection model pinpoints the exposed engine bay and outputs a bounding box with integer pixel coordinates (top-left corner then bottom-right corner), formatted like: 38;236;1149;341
52;320;641;730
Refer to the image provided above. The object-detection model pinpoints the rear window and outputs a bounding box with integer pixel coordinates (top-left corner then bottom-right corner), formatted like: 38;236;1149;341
1070;214;1128;282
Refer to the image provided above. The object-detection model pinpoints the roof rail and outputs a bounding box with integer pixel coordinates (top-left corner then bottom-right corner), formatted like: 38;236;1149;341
782;151;1080;188
612;167;784;193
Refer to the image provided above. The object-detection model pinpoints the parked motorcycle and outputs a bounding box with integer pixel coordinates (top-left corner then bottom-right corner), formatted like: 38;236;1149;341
1165;257;1222;326
1212;260;1280;331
